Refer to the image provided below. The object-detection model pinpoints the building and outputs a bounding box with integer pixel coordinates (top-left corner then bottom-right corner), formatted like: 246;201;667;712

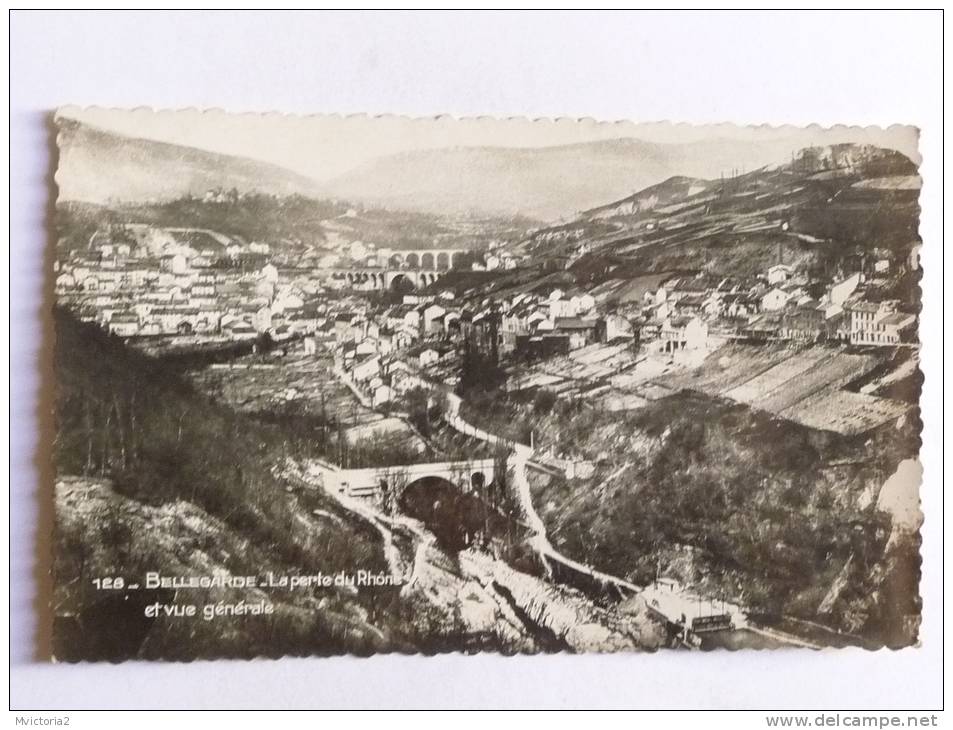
761;287;794;312
829;272;862;307
417;348;440;368
845;299;916;345
767;264;794;285
372;383;394;408
107;313;140;337
552;317;598;350
352;355;381;383
659;316;709;353
596;314;634;343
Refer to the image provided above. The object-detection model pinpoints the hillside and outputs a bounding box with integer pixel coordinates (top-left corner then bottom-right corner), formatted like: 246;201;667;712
507;143;920;288
55;196;343;260
55;311;549;658
461;375;921;648
55;116;325;204
53;311;666;657
583;175;715;220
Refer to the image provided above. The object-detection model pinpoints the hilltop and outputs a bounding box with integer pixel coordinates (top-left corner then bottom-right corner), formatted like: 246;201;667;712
55;116;326;204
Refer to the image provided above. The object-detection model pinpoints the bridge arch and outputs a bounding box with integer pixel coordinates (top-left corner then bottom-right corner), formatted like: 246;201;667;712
388;253;404;268
389;273;415;293
406;253;420;269
389;467;504;551
451;252;466;269
421;252;435;270
436;252;450;270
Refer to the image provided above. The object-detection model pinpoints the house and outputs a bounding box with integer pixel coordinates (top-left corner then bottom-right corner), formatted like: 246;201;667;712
286;305;323;334
639;321;662;344
552;317;598;350
377;329;395;355
271;324;293;342
253;305;274;333
596;314;634;343
845;300;882;344
743;312;783;340
352;355;381;383
259;263;279;282
395;324;419;348
780;301;825;342
429;311;447;338
372;383;394;408
160;253;188;275
222;320;258;340
417;347;440;368
108;313;140;337
659;316;709;353
549;295;576;319
760;287;794;312
845;299;915;345
334;313;354;342
674;293;706;316
150;307;202;335
767;264;794;285
516;333;572;360
355;337;377;356
421;304;446;335
829;272;862;307
403;308;421;331
877;312;917;345
570;292;596;315
55;272;77;292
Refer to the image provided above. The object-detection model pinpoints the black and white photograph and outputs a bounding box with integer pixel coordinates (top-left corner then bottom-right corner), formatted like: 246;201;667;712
50;108;923;660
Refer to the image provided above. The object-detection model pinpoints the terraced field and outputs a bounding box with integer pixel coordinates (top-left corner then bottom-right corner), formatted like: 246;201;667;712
781;388;911;435
655;343;913;435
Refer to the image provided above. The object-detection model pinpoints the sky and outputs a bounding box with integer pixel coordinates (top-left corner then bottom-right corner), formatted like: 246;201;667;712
57;106;920;184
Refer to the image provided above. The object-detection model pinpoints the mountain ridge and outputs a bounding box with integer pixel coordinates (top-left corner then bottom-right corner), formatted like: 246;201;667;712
55;117;326;204
317;136;822;220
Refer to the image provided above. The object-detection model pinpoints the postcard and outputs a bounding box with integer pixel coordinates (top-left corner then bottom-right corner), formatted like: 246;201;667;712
51;109;922;659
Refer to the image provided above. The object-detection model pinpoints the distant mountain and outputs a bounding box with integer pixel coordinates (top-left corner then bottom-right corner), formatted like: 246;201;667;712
55;117;324;204
318;137;826;221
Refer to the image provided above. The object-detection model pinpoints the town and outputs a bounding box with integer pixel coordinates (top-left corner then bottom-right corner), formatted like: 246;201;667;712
57;214;918;355
55;213;918;432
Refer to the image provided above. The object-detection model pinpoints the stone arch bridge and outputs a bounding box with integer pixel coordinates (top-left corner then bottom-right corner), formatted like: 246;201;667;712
375;248;471;272
324;268;445;291
328;458;498;501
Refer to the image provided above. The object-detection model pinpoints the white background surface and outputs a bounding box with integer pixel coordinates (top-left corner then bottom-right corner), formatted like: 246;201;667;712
9;10;945;710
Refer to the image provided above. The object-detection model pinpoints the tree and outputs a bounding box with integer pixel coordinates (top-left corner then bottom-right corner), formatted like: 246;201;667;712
456;330;506;398
533;389;557;415
404;386;432;437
